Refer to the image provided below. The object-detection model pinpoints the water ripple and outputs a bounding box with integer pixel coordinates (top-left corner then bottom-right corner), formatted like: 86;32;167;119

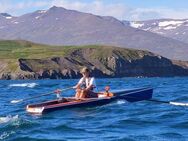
0;78;188;140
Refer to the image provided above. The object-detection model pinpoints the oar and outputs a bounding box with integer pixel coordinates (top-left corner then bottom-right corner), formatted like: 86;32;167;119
122;95;188;107
11;87;73;104
148;99;188;107
113;92;188;107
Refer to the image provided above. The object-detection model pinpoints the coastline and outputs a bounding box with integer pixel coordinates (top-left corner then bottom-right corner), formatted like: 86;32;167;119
1;40;188;80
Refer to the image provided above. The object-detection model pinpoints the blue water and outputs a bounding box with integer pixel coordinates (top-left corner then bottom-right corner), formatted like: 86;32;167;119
0;77;188;141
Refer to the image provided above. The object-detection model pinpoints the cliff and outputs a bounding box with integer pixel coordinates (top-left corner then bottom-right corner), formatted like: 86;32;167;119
0;40;188;79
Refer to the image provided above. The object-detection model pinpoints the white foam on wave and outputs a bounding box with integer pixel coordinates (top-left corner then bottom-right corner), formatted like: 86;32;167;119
0;115;19;139
9;83;38;88
0;115;19;124
0;131;15;140
116;100;127;105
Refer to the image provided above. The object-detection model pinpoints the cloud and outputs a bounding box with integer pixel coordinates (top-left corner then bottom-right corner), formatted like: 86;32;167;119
130;8;188;20
0;0;188;21
0;0;12;12
0;0;130;20
0;0;49;15
47;0;188;20
50;0;130;20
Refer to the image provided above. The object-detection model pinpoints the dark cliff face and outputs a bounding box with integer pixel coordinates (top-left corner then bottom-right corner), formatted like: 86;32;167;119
0;47;186;80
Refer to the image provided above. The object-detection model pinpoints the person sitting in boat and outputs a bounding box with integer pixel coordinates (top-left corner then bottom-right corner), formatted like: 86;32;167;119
73;67;98;98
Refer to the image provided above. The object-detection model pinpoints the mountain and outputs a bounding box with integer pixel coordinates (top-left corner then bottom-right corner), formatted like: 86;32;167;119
1;40;188;79
0;6;188;60
124;19;188;44
0;13;14;26
0;13;13;19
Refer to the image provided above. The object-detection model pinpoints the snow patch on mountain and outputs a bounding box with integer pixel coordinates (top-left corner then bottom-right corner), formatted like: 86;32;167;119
13;22;19;24
35;16;40;19
127;20;188;32
143;27;152;30
158;21;184;27
155;31;165;35
5;16;12;19
130;22;144;28
124;19;188;44
163;26;177;30
0;13;13;20
152;23;157;25
38;10;47;14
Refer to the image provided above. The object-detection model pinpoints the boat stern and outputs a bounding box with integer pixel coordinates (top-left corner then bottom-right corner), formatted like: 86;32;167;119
26;105;44;114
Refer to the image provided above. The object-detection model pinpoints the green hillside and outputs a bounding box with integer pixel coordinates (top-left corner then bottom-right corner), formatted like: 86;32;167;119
0;40;188;79
0;40;152;60
0;40;154;74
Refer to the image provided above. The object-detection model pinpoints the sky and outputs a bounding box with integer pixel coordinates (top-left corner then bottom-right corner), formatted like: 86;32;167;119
0;0;188;21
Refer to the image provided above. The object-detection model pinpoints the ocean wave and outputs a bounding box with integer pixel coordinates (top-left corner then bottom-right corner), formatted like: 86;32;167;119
9;83;38;88
0;131;15;140
0;115;19;124
116;100;127;105
0;115;36;140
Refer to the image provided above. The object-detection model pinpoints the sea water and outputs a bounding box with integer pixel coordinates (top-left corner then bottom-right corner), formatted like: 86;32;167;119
0;77;188;141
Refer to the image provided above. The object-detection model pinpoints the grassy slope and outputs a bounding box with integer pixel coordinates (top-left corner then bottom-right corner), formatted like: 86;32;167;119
0;40;154;72
0;40;153;59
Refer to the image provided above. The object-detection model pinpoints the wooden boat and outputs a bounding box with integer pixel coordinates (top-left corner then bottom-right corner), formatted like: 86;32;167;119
26;87;153;114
